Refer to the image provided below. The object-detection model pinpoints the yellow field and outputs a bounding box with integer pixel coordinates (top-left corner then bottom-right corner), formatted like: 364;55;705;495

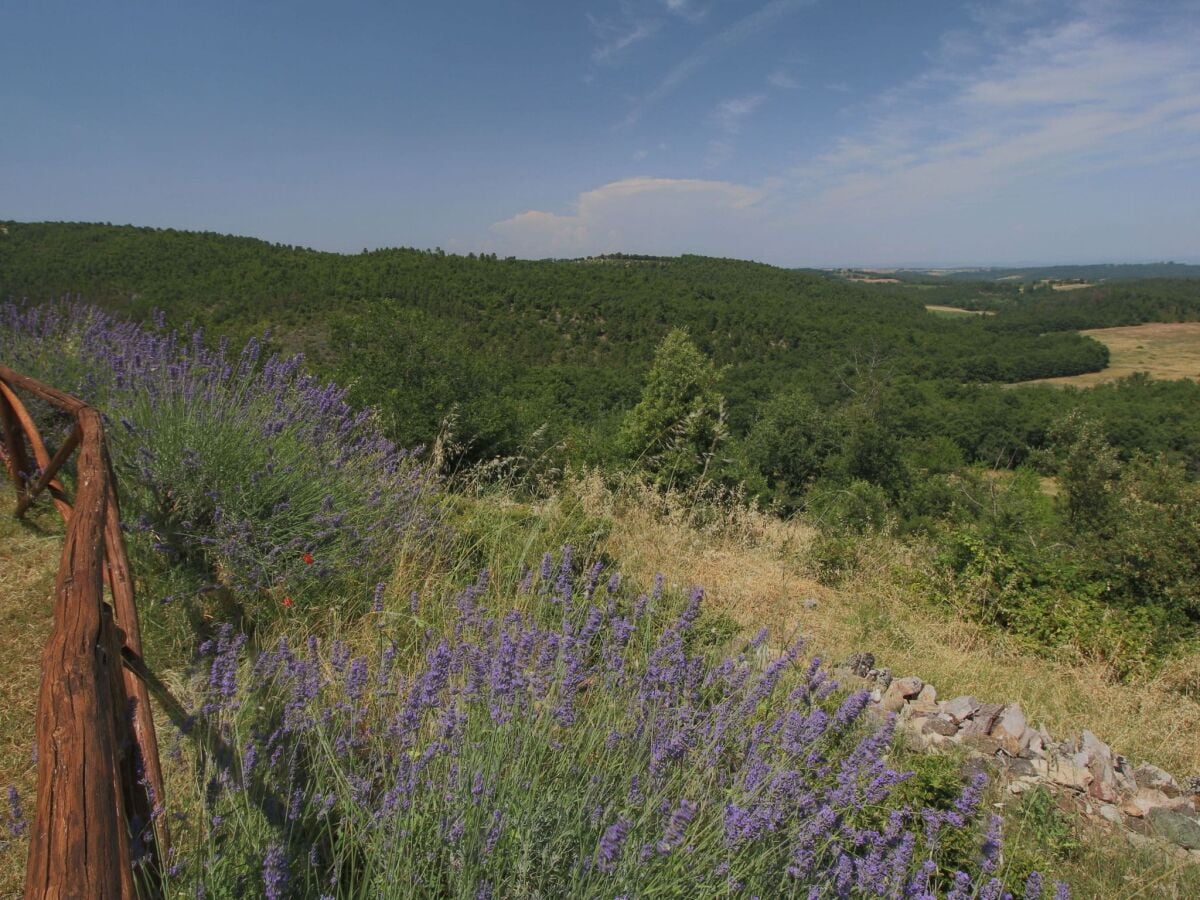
1025;321;1200;386
924;304;994;316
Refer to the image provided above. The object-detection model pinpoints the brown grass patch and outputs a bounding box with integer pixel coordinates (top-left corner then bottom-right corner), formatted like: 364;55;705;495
925;304;996;316
1024;322;1200;386
572;475;1200;776
0;489;62;895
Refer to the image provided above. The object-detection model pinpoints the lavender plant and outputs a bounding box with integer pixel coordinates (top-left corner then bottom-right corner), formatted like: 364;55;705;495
160;552;1059;898
0;300;436;640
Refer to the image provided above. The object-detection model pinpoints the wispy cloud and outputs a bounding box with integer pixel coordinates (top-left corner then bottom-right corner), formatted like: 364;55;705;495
767;70;800;90
789;1;1200;212
663;0;707;23
712;94;766;134
588;13;662;63
622;0;818;125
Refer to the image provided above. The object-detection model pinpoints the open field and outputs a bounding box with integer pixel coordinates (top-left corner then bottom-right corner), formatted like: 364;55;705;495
925;304;995;316
1023;322;1200;386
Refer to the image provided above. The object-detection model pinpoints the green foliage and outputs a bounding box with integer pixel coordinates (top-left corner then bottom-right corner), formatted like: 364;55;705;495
619;329;731;489
744;388;840;509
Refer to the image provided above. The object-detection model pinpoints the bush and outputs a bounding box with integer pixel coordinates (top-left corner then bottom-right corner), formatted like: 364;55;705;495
0;301;436;650
158;554;1049;898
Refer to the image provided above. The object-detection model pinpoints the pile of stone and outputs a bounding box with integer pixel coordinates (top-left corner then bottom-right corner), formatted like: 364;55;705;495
836;653;1200;863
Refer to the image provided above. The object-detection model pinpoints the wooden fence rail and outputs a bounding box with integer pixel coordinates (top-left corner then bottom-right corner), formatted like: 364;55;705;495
0;365;167;899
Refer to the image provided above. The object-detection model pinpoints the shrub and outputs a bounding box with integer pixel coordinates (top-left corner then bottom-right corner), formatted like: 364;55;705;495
0;301;436;648
156;554;1052;898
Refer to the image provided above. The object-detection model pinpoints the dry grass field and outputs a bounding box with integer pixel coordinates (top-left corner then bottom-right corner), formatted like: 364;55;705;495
1025;322;1200;386
570;475;1200;777
924;304;995;316
0;493;60;897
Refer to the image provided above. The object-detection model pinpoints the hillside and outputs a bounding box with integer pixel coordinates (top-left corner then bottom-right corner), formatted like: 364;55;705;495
0;221;1116;457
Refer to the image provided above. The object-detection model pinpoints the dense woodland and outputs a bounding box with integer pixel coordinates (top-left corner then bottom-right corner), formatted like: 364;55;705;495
4;221;1200;668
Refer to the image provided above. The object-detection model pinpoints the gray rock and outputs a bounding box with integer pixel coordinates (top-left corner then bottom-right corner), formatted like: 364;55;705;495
916;683;937;704
990;704;1028;757
1134;762;1182;798
1006;757;1049;779
881;676;924;713
961;732;1003;756
942;696;980;723
1097;804;1125;826
924;714;961;737
1147;807;1200;850
1048;759;1094;792
843;652;875;677
1081;730;1119;803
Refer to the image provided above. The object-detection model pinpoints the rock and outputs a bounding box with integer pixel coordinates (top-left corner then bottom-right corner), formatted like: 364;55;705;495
1006;757;1048;779
881;677;924;713
843;652;875;677
916;684;937;704
1081;730;1119;803
990;704;1028;756
961;732;1003;756
970;703;1004;734
1121;800;1146;818
942;696;981;723
802;597;819;610
1020;732;1045;759
874;669;892;689
1134;762;1181;798
1147;807;1200;850
1097;804;1125;826
1048;759;1094;792
924;714;961;737
1131;788;1171;816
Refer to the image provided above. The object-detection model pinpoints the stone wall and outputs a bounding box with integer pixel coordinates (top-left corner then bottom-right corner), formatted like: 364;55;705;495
837;653;1200;863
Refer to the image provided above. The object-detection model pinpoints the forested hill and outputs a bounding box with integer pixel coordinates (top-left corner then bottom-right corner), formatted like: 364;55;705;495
0;220;1189;472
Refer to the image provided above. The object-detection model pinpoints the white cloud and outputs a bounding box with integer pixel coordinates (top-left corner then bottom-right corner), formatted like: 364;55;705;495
664;0;706;22
623;0;818;125
712;94;766;134
767;70;800;90
787;2;1200;218
488;177;765;258
588;14;662;64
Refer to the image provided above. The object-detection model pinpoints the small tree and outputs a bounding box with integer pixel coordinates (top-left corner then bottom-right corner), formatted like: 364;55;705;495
619;329;728;489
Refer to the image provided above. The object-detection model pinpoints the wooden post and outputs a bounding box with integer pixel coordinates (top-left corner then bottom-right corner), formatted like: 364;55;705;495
24;413;135;899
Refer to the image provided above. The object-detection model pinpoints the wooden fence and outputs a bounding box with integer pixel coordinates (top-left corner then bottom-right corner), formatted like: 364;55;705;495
0;365;167;899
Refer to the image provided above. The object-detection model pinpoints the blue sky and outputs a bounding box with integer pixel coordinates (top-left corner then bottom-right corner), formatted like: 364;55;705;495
3;0;1199;266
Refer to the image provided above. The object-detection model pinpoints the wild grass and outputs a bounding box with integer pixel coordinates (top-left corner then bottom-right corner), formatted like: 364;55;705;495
569;472;1200;775
0;489;60;897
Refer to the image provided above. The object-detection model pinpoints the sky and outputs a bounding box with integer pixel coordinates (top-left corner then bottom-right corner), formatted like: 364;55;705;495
3;0;1199;266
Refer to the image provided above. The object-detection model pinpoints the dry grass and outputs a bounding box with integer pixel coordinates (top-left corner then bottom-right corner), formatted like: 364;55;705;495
1024;322;1200;386
572;474;1200;776
925;304;996;316
0;490;61;897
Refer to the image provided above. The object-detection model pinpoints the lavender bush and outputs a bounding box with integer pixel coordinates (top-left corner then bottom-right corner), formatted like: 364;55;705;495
159;552;1059;898
0;301;436;640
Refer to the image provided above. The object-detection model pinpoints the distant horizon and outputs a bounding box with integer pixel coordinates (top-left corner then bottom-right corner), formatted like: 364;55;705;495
8;218;1200;273
3;1;1198;266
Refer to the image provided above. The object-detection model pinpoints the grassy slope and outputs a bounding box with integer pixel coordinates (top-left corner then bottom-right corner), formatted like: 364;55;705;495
0;490;60;897
2;479;1199;895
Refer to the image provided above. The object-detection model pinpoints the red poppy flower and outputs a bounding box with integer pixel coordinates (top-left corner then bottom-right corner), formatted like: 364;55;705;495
302;552;314;565
282;596;294;608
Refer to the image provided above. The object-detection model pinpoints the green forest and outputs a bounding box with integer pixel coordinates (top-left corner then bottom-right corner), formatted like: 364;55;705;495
4;220;1200;669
